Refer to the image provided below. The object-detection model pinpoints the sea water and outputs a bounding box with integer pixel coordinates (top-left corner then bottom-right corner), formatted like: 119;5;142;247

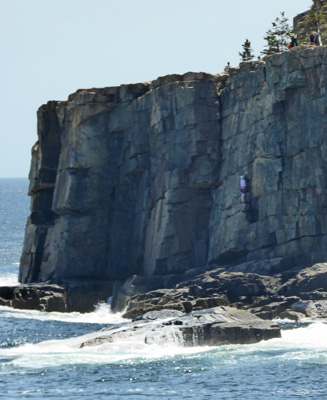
1;178;327;400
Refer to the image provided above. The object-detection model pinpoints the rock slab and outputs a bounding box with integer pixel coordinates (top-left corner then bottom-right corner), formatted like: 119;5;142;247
80;307;281;348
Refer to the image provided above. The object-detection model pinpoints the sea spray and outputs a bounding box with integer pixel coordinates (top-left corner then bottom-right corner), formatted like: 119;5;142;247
0;265;19;286
2;305;327;399
144;325;185;346
1;322;326;369
0;302;127;324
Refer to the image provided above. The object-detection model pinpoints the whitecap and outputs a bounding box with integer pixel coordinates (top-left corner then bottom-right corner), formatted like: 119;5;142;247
0;265;19;286
0;302;127;324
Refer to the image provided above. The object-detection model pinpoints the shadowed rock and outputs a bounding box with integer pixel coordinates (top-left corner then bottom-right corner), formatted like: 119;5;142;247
0;284;67;312
0;281;114;313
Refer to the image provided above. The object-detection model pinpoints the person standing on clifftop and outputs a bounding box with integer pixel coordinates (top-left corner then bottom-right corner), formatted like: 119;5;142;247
240;175;246;203
309;31;321;46
287;32;298;48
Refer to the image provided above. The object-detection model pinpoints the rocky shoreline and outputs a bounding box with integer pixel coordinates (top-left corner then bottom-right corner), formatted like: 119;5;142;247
3;262;327;317
3;262;327;347
115;262;327;321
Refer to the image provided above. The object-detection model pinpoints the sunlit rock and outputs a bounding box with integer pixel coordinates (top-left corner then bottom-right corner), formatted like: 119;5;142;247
18;46;327;313
80;307;281;348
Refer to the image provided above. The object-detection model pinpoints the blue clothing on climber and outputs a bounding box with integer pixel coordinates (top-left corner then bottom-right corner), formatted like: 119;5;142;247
240;175;246;203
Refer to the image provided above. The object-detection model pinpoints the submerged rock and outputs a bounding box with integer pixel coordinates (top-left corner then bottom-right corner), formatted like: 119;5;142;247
80;307;281;348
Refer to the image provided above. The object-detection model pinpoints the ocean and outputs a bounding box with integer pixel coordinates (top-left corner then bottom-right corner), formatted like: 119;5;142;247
1;178;327;399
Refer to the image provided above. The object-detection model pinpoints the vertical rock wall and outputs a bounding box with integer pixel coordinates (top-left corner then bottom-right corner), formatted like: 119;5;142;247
20;46;327;286
19;101;65;282
209;46;327;269
20;73;224;283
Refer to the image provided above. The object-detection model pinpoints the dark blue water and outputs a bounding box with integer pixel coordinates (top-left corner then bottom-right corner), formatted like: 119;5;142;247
1;179;327;399
0;178;29;278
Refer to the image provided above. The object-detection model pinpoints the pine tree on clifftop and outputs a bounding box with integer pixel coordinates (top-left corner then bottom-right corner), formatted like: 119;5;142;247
239;39;255;61
305;0;327;44
261;12;291;56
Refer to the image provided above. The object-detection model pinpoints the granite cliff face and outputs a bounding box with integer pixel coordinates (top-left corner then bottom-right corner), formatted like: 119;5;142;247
19;46;327;306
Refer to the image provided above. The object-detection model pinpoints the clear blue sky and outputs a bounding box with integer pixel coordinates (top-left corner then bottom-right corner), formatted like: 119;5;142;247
0;0;312;178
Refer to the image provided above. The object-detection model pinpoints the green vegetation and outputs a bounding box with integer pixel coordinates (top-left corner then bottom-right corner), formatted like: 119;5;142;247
236;2;326;64
308;0;327;32
302;0;327;44
239;39;255;61
261;12;291;56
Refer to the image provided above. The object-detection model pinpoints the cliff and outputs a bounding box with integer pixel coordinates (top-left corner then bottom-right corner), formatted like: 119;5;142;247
19;46;327;310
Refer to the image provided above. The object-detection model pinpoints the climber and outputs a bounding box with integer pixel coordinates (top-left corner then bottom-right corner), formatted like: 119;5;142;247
287;32;298;48
240;175;246;203
309;31;320;46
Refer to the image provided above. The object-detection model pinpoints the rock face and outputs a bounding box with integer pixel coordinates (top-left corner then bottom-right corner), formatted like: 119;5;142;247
80;307;281;348
20;73;222;284
19;46;327;310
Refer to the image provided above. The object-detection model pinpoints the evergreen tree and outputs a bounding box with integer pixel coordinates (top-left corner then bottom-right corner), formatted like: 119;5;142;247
239;39;255;61
261;12;291;56
305;0;327;43
308;0;326;31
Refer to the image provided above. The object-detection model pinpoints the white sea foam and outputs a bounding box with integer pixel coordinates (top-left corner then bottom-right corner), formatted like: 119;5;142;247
0;266;19;286
0;272;19;286
0;307;211;369
217;321;327;368
0;319;210;369
0;302;127;324
281;321;327;348
2;319;327;370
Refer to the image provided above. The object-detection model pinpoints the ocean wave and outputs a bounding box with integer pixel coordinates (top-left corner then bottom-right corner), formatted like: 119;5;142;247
0;273;19;287
0;302;127;324
1;317;327;371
